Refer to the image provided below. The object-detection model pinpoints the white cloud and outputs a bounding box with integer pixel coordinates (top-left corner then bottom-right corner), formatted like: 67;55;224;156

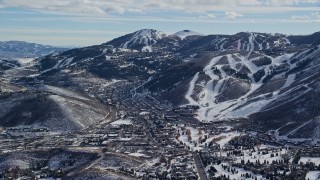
312;12;320;19
261;0;320;5
0;0;126;15
0;0;318;16
290;11;320;22
291;15;311;20
199;13;217;19
127;8;143;13
4;13;320;25
225;11;244;19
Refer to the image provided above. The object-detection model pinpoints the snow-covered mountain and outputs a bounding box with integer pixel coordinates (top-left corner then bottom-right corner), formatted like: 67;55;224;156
106;29;168;52
0;41;69;58
183;46;320;121
107;30;318;53
1;29;320;140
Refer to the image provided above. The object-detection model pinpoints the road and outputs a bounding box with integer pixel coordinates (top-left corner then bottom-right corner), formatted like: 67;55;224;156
193;152;209;180
141;117;160;146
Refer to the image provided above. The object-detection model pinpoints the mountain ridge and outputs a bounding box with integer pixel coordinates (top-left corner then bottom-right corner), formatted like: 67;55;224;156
0;40;69;58
1;29;320;141
105;29;320;53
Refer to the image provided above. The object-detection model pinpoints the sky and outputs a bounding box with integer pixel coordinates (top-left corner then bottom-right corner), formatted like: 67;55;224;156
0;0;319;46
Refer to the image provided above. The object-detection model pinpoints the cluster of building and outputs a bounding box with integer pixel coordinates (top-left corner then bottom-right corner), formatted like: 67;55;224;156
2;79;320;179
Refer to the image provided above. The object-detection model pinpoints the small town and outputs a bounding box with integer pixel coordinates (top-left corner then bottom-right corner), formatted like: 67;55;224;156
1;2;320;179
1;80;320;180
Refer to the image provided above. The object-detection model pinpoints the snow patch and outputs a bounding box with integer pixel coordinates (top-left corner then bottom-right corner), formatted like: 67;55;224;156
142;45;152;52
128;152;149;158
211;132;241;148
53;57;74;69
14;58;35;66
111;119;132;125
185;72;200;105
283;74;296;88
248;33;255;51
305;171;320;180
299;157;320;166
174;30;203;40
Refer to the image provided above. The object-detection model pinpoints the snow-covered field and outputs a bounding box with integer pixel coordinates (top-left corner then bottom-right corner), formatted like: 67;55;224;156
299;157;320;166
210;132;241;148
212;163;264;180
175;126;205;151
305;171;320;180
110;119;132;125
209;145;289;179
175;125;240;151
14;58;35;66
233;147;288;165
128;152;149;158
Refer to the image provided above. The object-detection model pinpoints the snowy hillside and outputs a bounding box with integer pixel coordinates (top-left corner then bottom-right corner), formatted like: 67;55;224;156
1;29;320;138
0;84;113;132
184;49;315;121
106;29;168;52
181;45;320;140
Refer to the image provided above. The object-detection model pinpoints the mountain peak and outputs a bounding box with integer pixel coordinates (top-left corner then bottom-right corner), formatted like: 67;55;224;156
130;29;168;41
115;29;167;51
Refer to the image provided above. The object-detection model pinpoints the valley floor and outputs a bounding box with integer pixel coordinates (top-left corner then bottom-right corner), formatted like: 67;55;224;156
1;79;320;180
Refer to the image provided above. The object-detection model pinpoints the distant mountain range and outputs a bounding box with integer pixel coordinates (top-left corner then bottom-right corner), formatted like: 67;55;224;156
1;29;320;141
0;41;69;58
106;29;320;52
